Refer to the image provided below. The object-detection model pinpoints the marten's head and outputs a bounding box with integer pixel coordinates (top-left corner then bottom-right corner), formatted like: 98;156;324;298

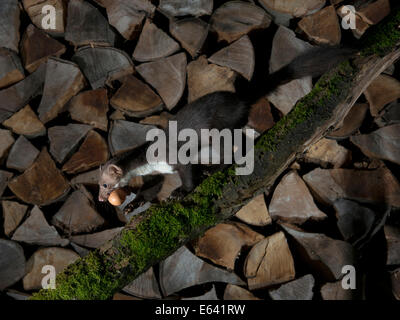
98;164;123;202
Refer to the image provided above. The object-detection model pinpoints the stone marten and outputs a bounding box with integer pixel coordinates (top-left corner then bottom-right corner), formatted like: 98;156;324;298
98;47;354;202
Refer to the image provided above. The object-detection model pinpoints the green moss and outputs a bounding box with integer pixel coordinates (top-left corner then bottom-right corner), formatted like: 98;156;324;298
256;60;356;153
361;7;400;56
30;251;120;300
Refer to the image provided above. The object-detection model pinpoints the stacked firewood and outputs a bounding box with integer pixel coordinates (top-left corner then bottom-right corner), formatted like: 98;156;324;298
0;0;399;300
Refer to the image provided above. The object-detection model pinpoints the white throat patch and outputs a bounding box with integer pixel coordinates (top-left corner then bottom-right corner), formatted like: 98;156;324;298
116;161;175;188
133;161;176;176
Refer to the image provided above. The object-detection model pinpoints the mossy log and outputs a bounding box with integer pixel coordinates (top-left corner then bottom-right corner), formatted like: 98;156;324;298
31;9;400;300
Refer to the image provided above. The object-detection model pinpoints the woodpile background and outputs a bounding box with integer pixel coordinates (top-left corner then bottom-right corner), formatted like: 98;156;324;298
0;0;399;300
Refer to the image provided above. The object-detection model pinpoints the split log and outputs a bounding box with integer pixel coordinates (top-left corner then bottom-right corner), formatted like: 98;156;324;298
159;0;213;17
21;24;66;73
71;243;90;258
169;18;209;58
298;6;341;46
68;89;109;131
303;167;400;207
375;102;400;127
268;171;327;224
94;0;155;40
65;0;115;47
259;0;325;17
321;280;355;300
303;138;351;168
159;246;244;296
72;46;134;89
0;48;24;89
62;130;109;175
187;55;236;103
391;269;400;300
139;112;173;129
30;12;400;299
0;170;13;197
0;240;25;290
327;103;369;139
6;290;31;301
282;225;356;281
0;129;15;161
8;148;70;206
136;53;186;110
70;169;99;187
385;225;400;266
223;284;260;300
48;124;92;163
2;105;46;138
12;206;69;246
0;0;20;52
51;187;105;235
0;64;46;123
235;193;271;227
122;267;161;299
333;199;375;245
208;35;255;81
133;19;179;62
258;1;292;27
1;200;28;237
244;231;295;290
108;120;155;156
193;222;264;270
210;1;271;43
269;274;315;300
357;0;391;25
37;58;86;124
267;26;313;115
23;248;79;291
22;0;67;35
70;228;124;249
6;135;40;172
110;109;125;121
350;124;400;165
110;75;163;118
364;74;400;116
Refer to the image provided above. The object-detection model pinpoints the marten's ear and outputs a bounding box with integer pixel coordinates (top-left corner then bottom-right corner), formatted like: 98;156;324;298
107;164;123;178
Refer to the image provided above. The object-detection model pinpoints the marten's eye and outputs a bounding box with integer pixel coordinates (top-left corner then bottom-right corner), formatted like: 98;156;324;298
103;184;107;188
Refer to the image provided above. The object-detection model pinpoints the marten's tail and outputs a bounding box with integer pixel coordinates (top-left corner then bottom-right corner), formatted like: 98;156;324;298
247;47;357;105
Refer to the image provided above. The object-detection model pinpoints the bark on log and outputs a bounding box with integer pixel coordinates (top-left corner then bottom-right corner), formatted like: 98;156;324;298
0;63;46;123
30;10;400;300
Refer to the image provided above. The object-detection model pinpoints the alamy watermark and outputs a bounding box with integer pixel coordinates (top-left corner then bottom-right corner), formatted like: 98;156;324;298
341;5;357;30
41;5;57;30
341;265;357;289
145;121;255;175
41;265;56;290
